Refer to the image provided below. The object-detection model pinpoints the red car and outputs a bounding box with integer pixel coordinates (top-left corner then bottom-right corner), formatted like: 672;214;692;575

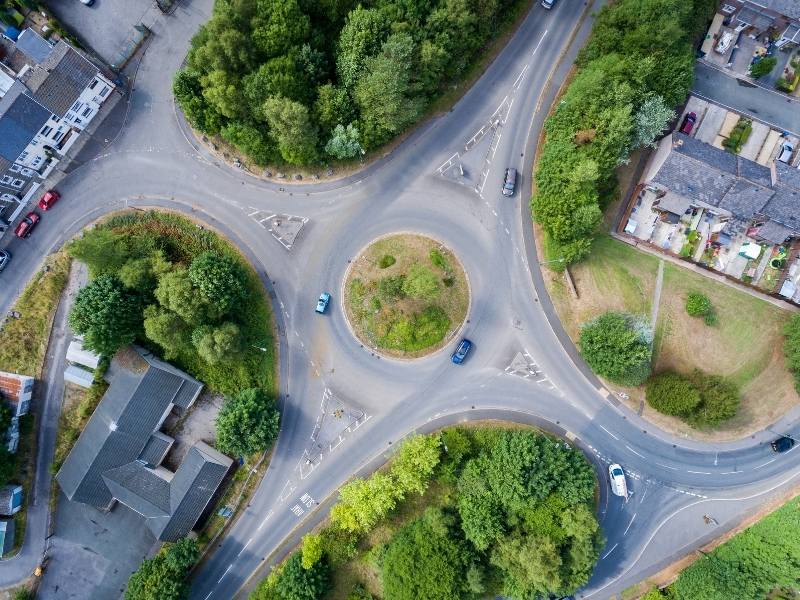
14;212;40;239
37;189;60;210
680;112;697;135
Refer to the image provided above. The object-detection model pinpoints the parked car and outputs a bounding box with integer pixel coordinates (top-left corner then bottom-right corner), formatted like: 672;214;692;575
315;292;331;314
777;142;794;164
608;463;628;497
37;189;60;211
541;0;555;8
14;212;40;239
502;168;517;197
679;112;697;135
0;249;10;272
79;0;95;5
451;338;472;364
771;436;795;453
715;31;734;54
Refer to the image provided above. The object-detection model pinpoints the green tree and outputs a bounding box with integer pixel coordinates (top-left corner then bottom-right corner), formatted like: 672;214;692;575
191;322;241;365
686;292;715;325
645;371;701;417
68;275;142;356
631;95;675;149
262;96;318;164
401;263;440;300
274;552;330;600
336;6;389;90
330;473;399;533
749;56;777;79
313;84;356;136
221;122;277;166
251;0;310;59
579;312;652;386
154;269;210;326
202;69;246;119
188;252;248;315
119;251;172;294
68;228;130;276
390;434;441;495
491;532;564;598
300;533;323;569
215;388;280;457
381;509;473;600
784;314;800;392
324;123;362;159
125;538;199;600
143;305;190;359
244;55;309;111
688;371;739;428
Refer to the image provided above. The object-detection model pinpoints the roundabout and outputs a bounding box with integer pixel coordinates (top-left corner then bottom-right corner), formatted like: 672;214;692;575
342;233;470;358
0;0;799;598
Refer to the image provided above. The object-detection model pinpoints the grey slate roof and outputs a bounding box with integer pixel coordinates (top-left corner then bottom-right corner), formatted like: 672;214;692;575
649;133;800;238
15;29;54;64
755;0;800;20
23;41;98;117
0;81;50;163
55;347;224;541
654;192;691;216
737;5;776;30
138;432;173;467
755;219;793;244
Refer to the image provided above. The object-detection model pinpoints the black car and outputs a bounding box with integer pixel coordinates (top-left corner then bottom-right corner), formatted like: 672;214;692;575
502;168;517;197
771;436;795;453
0;249;10;272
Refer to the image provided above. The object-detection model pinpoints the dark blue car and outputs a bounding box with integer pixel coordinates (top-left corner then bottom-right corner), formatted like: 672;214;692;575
451;339;472;364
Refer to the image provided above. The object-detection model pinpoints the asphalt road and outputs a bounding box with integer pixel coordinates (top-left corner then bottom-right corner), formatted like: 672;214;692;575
1;0;800;598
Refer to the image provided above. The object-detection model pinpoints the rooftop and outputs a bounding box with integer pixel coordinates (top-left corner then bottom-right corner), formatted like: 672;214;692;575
22;41;99;117
0;81;50;163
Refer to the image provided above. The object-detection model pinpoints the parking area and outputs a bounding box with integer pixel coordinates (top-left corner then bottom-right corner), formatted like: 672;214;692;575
43;0;152;64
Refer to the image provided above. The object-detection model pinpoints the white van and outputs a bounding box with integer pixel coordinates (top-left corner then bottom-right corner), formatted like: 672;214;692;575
541;0;555;8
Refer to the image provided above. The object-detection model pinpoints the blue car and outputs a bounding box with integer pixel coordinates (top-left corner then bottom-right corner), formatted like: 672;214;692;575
451;339;472;364
315;292;331;314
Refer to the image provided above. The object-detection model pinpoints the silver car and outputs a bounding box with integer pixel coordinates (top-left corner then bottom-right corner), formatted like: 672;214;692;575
0;250;10;272
608;463;628;497
777;142;794;164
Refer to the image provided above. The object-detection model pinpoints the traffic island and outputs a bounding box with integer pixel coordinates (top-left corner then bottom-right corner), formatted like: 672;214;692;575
344;233;469;359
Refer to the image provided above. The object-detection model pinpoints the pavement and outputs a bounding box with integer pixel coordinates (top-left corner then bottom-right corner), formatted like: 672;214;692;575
1;0;800;598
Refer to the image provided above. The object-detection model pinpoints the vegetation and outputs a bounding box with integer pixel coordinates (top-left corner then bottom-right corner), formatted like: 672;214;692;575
532;0;716;264
646;370;739;428
749;56;777;79
125;538;199;600
52;375;109;474
685;291;715;325
250;427;601;600
346;235;468;356
722;118;752;155
785;314;800;392
175;0;529;167
67;211;275;397
215;388;280;457
579;312;652;386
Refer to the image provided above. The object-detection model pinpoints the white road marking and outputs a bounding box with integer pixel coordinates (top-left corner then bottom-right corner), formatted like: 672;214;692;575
720;471;738;475
625;445;645;459
601;543;618;560
656;462;678;470
513;64;529;88
599;425;619;441
623;513;637;535
531;29;548;58
217;564;232;583
504;227;510;235
237;537;253;556
204;593;213;600
687;470;711;475
257;510;273;531
755;459;776;469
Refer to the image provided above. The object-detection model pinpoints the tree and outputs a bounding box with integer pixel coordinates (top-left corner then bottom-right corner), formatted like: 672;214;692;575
274;552;330;600
330;473;399;533
300;533;323;569
192;322;242;364
749;56;777;79
188;252;248;314
336;6;389;90
381;509;473;600
686;291;715;325
401;263;440;300
324;123;362;159
221;122;277;166
390;434;441;495
262;96;318;164
143;305;190;360
215;388;280;457
154;269;210;325
688;371;739;428
201;69;246;119
645;371;701;417
579;312;652;386
68;228;130;276
785;314;800;392
69;275;142;356
125;538;198;600
251;0;310;59
631;95;675;149
119;251;172;294
314;84;355;135
491;532;564;598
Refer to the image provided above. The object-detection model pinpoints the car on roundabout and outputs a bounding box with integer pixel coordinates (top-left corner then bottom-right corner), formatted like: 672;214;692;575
451;338;472;364
608;463;628;497
0;249;10;272
315;292;331;314
502;168;517;197
771;436;795;453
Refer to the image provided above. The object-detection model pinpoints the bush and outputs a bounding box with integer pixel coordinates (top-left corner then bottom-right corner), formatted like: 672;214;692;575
685;291;715;325
378;255;396;269
378;275;405;301
215;388;280;457
646;372;701;417
688;371;739;428
429;249;448;271
378;306;449;352
783;314;800;392
401;264;440;300
749;56;777;79
722;118;752;154
274;553;330;600
125;538;198;600
579;312;652;386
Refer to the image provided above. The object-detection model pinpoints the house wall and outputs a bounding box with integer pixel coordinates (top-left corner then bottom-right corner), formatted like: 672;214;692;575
63;74;115;131
643;134;675;183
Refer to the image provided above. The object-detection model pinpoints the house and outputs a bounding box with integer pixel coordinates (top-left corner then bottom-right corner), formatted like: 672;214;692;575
0;371;34;453
721;1;800;47
0;29;115;224
56;347;232;542
643;132;800;245
0;485;23;516
0;520;14;557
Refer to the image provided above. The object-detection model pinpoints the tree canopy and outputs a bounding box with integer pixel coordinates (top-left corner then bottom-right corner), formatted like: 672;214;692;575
579;312;652;386
215;388;280;457
125;538;199;600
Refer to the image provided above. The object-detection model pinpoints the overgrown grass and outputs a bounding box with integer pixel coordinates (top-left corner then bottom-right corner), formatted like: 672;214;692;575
51;378;109;475
0;252;71;376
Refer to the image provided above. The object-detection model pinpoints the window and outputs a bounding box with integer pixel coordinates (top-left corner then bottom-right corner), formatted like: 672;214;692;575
74;118;82;125
81;107;92;117
19;151;28;160
722;4;736;13
54;131;65;142
40;125;53;136
71;101;82;112
89;79;98;90
9;164;21;173
11;179;24;189
32;156;42;166
0;175;12;185
99;86;109;97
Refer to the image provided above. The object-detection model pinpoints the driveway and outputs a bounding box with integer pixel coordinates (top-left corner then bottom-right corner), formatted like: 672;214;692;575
693;61;800;136
42;0;153;65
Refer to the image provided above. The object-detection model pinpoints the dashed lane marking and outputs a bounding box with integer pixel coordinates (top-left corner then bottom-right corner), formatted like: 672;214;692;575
599;425;619;440
601;543;618;560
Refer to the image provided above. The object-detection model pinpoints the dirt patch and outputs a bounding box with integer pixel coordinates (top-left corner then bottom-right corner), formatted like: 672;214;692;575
162;391;223;470
344;233;469;359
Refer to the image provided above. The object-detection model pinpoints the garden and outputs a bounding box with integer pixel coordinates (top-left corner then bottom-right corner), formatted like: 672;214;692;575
345;234;469;357
248;426;602;600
